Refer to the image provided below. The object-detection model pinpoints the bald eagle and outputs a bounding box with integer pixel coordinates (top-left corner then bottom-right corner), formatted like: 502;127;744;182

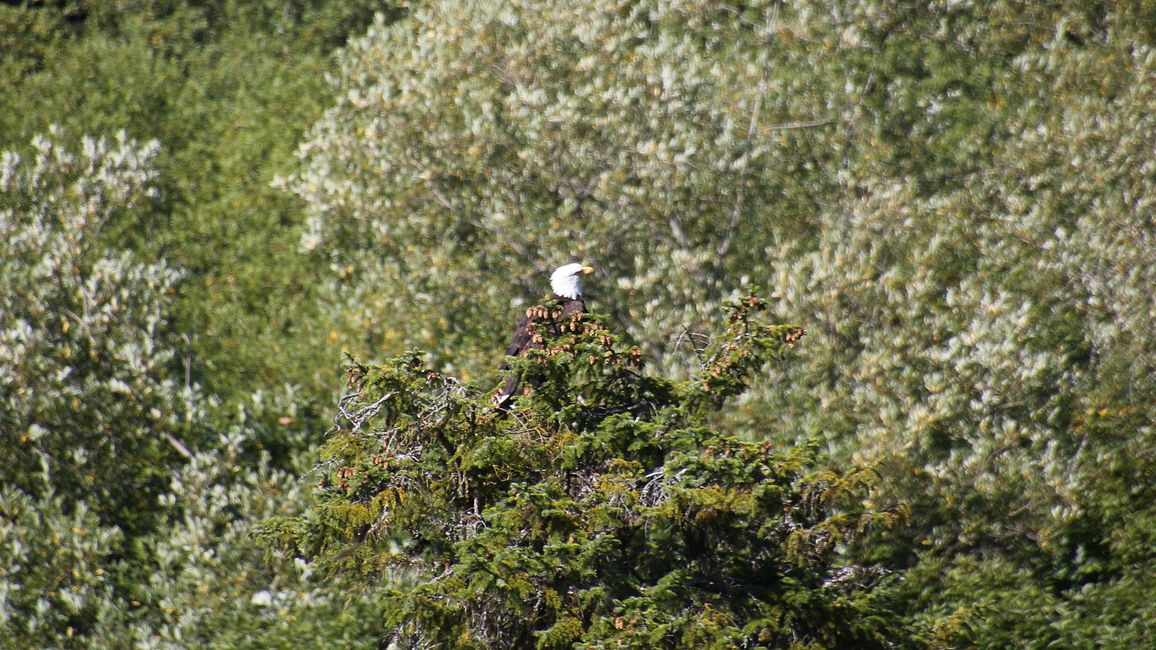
494;263;595;407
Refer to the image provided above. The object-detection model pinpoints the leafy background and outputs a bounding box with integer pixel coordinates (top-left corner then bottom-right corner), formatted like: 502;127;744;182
2;0;1152;647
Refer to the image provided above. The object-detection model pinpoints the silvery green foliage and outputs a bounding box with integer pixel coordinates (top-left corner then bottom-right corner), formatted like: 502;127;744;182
0;390;375;649
0;127;201;517
0;130;160;645
763;6;1156;544
746;8;1156;644
127;393;381;650
0;132;377;648
281;0;834;376
0;478;130;648
0;129;192;646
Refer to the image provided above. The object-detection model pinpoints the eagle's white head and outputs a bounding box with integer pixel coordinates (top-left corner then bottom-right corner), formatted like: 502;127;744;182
550;263;595;300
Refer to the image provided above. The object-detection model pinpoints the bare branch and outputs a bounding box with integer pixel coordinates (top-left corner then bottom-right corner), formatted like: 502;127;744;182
716;2;780;263
163;433;194;460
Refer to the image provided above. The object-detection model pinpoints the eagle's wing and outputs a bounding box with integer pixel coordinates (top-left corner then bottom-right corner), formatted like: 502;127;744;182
500;315;534;368
495;297;587;407
495;314;534;406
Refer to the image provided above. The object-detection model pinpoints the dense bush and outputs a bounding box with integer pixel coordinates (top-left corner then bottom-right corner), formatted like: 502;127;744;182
0;129;192;533
0;96;377;650
1;3;402;645
751;5;1156;646
0;0;398;403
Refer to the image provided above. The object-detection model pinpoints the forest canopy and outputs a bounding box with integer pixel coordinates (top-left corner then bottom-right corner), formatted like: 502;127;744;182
2;0;1153;648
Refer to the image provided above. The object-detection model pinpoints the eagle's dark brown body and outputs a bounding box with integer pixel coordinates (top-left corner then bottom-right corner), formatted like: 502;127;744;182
495;293;587;406
502;294;587;359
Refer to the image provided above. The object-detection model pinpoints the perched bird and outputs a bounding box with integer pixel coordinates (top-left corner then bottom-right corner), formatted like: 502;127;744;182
494;262;595;407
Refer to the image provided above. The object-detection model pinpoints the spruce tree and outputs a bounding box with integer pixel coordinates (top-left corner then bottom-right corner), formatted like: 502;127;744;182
263;296;906;648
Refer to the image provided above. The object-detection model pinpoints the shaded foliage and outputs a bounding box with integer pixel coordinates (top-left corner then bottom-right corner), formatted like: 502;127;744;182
0;0;403;405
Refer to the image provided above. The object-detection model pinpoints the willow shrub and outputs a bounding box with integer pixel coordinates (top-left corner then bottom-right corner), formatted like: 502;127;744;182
0;129;380;650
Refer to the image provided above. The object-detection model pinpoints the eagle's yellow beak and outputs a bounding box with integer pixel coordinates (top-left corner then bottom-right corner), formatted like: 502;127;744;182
581;265;595;276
